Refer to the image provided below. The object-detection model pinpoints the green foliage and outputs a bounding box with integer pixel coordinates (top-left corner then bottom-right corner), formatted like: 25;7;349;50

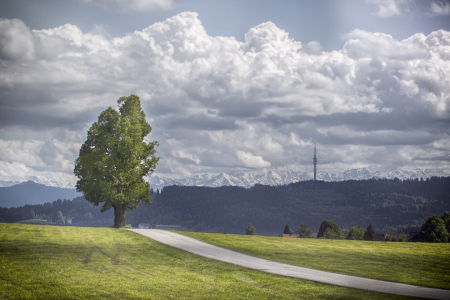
323;228;342;239
2;224;403;300
397;235;408;242
364;224;375;241
318;220;342;239
420;214;449;243
297;222;312;238
442;212;450;233
74;95;159;228
29;210;35;220
57;211;64;224
283;224;293;234
2;177;450;234
346;226;365;240
245;223;257;235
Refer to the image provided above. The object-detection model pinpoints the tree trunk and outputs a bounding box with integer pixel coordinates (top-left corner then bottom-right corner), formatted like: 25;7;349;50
113;204;126;228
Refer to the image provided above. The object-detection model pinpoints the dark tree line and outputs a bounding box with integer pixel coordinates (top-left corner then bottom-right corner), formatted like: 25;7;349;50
1;177;449;236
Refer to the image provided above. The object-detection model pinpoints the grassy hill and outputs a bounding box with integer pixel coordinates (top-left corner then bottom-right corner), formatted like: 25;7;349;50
0;224;414;300
178;231;450;290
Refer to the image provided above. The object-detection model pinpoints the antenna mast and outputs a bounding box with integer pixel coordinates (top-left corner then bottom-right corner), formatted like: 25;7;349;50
313;143;317;181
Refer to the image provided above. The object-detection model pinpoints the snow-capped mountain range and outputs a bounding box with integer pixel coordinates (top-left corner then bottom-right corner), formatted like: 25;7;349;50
0;176;76;189
0;166;445;190
148;166;445;190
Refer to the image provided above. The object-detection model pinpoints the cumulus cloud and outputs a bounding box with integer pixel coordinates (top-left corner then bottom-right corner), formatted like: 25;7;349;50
237;151;271;168
366;0;411;18
0;18;37;61
0;13;449;184
81;0;174;12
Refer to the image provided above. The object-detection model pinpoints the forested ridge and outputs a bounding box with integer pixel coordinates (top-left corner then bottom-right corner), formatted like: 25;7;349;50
1;177;449;235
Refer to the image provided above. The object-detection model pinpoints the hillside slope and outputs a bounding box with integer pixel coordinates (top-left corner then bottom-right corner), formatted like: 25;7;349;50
0;224;405;300
0;181;82;208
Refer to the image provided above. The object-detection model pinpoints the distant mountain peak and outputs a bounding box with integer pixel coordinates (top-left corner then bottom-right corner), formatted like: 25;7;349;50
148;166;446;190
0;176;75;189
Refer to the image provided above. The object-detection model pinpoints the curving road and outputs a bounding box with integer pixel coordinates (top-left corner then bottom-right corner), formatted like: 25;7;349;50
129;229;450;299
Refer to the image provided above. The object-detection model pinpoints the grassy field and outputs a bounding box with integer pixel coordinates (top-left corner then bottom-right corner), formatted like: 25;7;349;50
16;219;54;225
177;231;450;290
0;224;418;300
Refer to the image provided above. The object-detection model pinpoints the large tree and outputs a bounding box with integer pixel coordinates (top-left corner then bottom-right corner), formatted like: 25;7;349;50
74;95;159;228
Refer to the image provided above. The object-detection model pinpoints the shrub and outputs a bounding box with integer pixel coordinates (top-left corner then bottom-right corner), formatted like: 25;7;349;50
398;234;408;242
246;223;257;235
297;222;312;238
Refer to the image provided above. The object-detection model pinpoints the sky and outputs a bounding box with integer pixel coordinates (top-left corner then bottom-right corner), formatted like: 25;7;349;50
0;0;450;186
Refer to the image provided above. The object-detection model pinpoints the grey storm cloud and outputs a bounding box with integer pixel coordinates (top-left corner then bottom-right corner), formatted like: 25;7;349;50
0;11;449;185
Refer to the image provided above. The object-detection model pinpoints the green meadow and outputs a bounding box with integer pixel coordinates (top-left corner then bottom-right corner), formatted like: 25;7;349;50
178;231;450;290
0;224;417;300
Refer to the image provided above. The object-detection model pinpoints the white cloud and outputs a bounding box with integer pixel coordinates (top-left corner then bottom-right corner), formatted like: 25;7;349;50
0;18;37;61
366;0;411;18
0;13;449;181
81;0;174;12
430;1;450;15
237;151;271;168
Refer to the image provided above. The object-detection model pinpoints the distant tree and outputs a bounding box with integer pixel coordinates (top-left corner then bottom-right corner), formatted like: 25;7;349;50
246;223;257;235
318;220;342;239
297;222;312;238
57;211;64;224
283;224;293;235
397;234;408;242
341;228;349;239
386;229;398;235
441;212;450;233
84;212;92;221
74;95;159;228
346;226;365;240
323;228;342;239
364;224;376;241
30;210;35;220
420;214;449;243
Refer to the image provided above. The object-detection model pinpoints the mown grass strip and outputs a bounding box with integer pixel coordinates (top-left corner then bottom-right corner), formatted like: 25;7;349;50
0;224;417;299
176;231;450;290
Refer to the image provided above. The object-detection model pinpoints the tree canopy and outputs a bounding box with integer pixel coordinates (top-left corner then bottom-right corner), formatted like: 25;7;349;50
420;214;449;243
74;95;158;228
346;226;365;240
318;220;342;239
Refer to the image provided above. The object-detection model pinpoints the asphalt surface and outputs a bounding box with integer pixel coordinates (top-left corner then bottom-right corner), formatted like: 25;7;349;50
129;229;450;299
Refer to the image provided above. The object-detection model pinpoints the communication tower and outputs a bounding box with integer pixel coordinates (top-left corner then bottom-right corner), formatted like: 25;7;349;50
313;143;317;181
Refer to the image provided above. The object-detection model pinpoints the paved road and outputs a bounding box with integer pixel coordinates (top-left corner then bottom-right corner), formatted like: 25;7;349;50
129;229;450;299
